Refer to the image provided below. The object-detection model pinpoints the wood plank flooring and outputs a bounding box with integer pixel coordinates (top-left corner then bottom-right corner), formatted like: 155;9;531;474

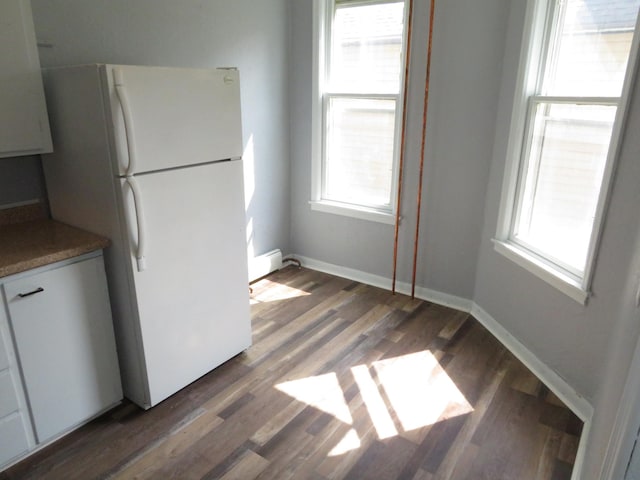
1;266;583;480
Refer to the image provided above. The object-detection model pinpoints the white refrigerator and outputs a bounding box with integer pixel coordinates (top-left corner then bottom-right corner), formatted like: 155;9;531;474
42;64;252;409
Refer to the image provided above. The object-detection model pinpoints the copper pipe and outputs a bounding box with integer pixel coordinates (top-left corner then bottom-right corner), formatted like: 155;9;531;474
392;0;415;295
412;0;436;299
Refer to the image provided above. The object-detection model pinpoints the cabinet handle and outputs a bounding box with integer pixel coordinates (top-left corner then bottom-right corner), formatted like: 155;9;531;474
18;287;44;298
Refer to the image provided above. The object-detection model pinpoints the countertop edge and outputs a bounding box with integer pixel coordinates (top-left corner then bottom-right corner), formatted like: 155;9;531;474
0;220;111;279
0;243;108;279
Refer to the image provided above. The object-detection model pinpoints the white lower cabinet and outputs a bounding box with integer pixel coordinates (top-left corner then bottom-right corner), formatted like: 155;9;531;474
0;253;122;469
0;311;32;467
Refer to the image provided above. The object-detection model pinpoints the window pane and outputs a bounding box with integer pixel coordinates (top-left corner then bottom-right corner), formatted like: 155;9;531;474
330;2;405;93
324;97;396;207
515;103;616;272
543;0;639;97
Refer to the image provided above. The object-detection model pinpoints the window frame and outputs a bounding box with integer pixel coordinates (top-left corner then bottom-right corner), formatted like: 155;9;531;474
311;0;409;225
494;0;640;304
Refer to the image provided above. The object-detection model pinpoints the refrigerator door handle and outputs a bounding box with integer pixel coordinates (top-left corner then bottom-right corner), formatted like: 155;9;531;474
124;176;147;272
113;68;138;175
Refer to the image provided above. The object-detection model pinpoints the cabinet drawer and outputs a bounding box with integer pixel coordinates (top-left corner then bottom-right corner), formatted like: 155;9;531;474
0;370;20;418
0;413;30;466
0;282;33;470
0;332;9;370
0;331;8;372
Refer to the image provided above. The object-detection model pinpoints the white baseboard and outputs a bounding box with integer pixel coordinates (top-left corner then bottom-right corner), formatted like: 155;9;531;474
293;254;592;480
469;304;593;421
470;304;592;480
294;255;473;312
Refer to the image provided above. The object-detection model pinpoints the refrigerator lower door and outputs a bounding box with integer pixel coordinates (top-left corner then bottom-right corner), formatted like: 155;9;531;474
119;160;251;407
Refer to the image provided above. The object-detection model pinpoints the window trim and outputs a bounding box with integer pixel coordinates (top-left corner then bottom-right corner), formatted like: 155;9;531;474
510;98;619;281
494;0;640;305
311;0;409;224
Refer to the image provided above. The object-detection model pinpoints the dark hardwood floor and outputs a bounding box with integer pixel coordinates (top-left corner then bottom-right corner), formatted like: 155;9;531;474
1;266;582;479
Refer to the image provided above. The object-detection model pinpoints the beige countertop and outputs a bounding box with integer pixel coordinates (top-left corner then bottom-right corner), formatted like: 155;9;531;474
0;219;110;279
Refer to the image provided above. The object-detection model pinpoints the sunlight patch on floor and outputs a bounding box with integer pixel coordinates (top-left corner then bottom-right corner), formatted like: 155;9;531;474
250;281;310;305
328;428;361;457
275;350;474;457
275;372;353;425
351;364;398;439
373;350;474;432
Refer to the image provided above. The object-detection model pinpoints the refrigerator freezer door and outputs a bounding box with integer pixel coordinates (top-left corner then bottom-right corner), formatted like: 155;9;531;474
105;65;243;176
119;160;251;407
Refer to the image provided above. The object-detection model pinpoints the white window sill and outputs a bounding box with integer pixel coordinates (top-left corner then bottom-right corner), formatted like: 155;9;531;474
492;239;590;305
309;200;395;225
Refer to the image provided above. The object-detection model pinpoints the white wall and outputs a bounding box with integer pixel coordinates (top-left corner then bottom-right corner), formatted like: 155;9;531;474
288;0;509;299
29;0;291;258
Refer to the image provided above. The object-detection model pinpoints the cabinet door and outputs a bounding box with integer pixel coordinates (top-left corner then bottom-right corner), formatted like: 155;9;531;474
0;0;52;157
4;256;122;443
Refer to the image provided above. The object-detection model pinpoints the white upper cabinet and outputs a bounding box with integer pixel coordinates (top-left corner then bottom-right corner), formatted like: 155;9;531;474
0;0;52;158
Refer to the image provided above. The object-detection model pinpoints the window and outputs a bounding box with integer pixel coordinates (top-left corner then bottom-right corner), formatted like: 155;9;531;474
495;0;640;303
312;0;408;223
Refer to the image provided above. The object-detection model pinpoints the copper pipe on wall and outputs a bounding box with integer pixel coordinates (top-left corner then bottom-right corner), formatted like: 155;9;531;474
411;0;436;299
392;0;415;295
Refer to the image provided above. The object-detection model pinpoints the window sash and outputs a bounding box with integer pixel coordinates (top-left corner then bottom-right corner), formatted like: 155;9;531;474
327;0;405;96
336;0;403;6
509;96;620;279
321;94;399;209
315;0;407;214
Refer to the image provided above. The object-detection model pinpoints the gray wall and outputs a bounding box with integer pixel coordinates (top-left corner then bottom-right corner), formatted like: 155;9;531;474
472;1;640;476
288;0;509;299
291;0;640;474
0;156;47;206
28;0;291;258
